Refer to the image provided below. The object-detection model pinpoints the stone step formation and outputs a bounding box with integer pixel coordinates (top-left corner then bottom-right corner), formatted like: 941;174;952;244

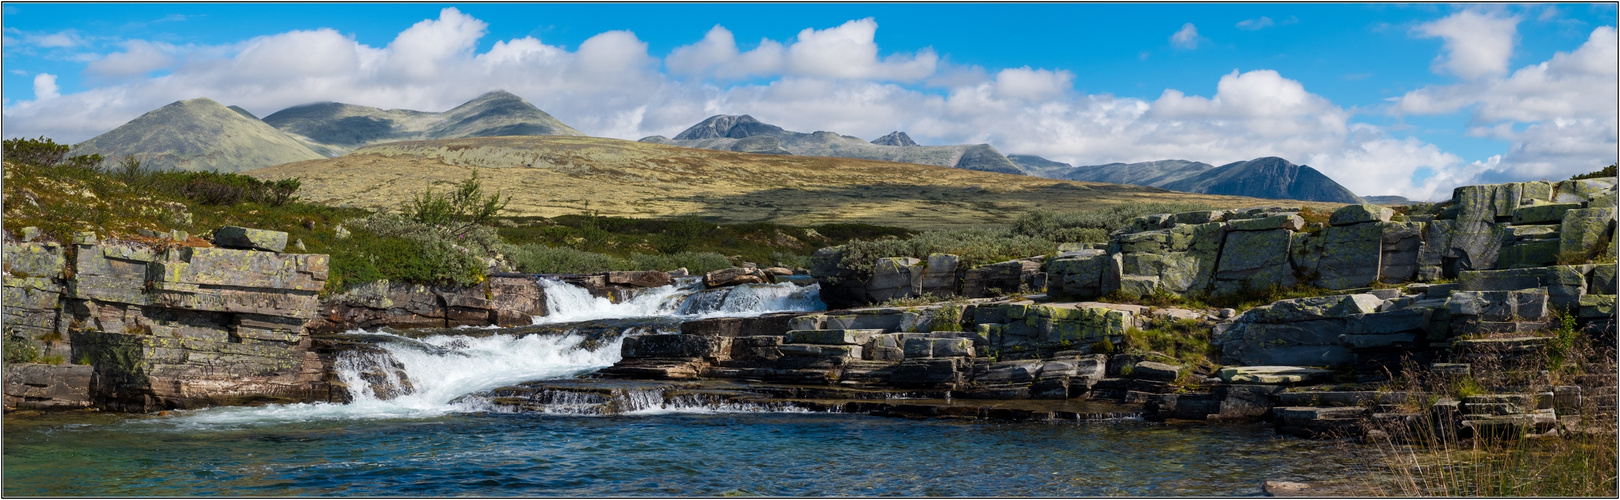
3;177;1616;444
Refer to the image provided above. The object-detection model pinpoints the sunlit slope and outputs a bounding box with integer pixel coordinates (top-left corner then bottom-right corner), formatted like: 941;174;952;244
249;135;1341;230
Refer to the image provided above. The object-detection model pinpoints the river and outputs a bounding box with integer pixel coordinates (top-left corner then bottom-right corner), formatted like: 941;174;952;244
2;278;1370;496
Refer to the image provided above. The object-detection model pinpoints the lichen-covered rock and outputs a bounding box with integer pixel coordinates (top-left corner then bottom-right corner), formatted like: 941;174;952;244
1591;264;1617;294
1447;289;1548;322
1559;208;1616;257
1329;204;1393;226
1453;183;1521;221
1418;219;1505;279
1379;221;1424;283
1553;178;1619;205
212;226;289;252
1226;214;1304;232
865;257;922;302
1579;294;1615;319
961;258;1042;298
915;253;960;296
1512;203;1582;225
1116;222;1224;296
1245;294;1384;323
704;267;769;288
1314;222;1384;289
1047;253;1115;299
3;241;67;279
1131;361;1181;382
1496;239;1560;269
1212;229;1295;296
1218;320;1355;367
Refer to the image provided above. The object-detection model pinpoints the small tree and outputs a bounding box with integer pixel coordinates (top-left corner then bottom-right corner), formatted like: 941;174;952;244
401;171;510;237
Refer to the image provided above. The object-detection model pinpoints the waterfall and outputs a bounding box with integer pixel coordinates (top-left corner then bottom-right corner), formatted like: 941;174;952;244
532;277;825;324
169;331;627;426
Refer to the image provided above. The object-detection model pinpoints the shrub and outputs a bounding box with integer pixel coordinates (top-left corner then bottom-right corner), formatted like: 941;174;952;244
1570;164;1617;180
502;243;732;275
3;333;40;365
838;227;1056;275
402;171;509;237
1010;202;1216;242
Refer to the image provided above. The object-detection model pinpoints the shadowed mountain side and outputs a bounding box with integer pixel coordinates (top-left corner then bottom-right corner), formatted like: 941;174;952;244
261;90;584;157
645;115;1026;175
248;136;1343;230
71;98;326;173
1059;159;1215;186
1161;157;1363;204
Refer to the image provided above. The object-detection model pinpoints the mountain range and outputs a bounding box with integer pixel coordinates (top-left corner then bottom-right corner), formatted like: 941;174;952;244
1012;155;1364;204
68;91;1365;203
69;91;582;171
70;98;326;173
639;115;1026;175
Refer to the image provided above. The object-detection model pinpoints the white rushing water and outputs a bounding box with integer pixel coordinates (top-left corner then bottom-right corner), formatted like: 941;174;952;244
530;277;825;324
168;332;624;427
164;276;825;427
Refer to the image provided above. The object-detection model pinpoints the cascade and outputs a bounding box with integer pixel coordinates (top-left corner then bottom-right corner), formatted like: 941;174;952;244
532;277;825;324
171;276;825;425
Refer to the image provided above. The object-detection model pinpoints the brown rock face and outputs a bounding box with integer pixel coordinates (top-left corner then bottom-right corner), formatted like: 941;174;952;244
313;274;547;333
62;240;338;412
704;267;768;288
607;271;674;288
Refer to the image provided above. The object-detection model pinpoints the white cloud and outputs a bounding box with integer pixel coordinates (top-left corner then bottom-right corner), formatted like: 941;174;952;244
1;9;1601;201
1413;10;1520;79
1170;23;1202;49
378;7;487;82
991;67;1073;101
1393;26;1617;182
33;73;58;99
5;28;88;49
86;40;178;78
1236;17;1275;30
667;18;935;82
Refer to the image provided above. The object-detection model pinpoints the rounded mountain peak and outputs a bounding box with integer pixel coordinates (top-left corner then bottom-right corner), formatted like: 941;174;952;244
673;114;786;140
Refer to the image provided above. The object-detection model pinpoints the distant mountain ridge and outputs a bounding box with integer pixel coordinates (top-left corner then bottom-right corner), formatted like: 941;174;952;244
262;90;583;156
642;115;1025;175
1161;157;1363;203
71;98;326;173
1007;155;1361;203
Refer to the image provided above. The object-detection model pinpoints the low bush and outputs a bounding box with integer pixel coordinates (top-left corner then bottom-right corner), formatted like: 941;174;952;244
502;243;733;275
1009;202;1216;243
838;227;1056;275
1570;164;1617;180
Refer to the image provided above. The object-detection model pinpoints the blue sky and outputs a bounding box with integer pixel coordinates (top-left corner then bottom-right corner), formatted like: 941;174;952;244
3;3;1615;200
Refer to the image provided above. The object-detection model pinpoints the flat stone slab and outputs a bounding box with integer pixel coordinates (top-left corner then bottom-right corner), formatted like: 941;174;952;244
1218;366;1334;384
213;226;288;252
784;329;882;345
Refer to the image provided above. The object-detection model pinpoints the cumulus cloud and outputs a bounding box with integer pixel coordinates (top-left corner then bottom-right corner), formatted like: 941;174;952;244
86;40;178;78
667;18;935;82
1170;23;1202;49
1413;10;1520;79
33;74;58;99
1393;26;1617;183
0;8;1601;201
665;25;785;80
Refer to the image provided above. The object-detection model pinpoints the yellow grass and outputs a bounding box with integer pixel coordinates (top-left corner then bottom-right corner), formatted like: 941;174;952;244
249;135;1347;231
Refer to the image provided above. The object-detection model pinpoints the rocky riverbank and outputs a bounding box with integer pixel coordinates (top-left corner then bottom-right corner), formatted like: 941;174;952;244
5;178;1616;448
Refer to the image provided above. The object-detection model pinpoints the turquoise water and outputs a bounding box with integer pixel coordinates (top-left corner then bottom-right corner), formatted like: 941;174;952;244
4;410;1366;496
